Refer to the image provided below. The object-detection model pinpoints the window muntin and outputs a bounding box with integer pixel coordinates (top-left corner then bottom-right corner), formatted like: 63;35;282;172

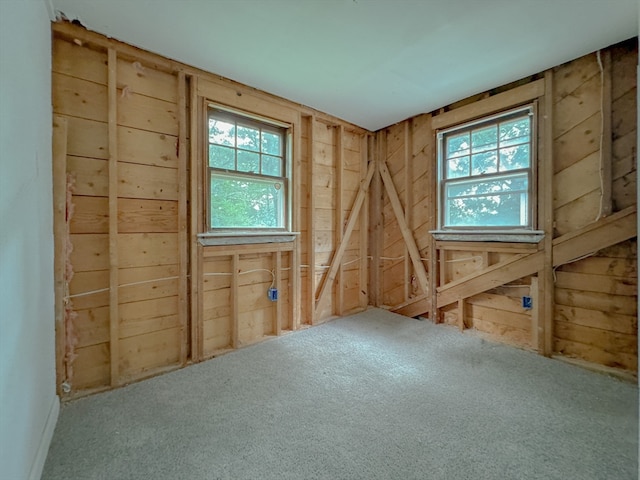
438;106;534;230
207;107;288;231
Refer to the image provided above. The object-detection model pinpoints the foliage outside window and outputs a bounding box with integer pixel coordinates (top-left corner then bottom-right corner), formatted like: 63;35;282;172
438;106;535;230
208;107;288;231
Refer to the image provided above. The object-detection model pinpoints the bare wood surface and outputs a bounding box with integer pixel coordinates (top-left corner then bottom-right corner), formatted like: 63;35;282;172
107;48;119;386
601;49;613;217
530;276;540;352
541;70;555;355
307;116;316;324
177;71;188;366
431;79;545;130
275;251;282;336
369;133;383;306
437;205;637;310
292;114;302;330
553;205;636;266
457;299;466;332
359;135;370;309
379;161;429;294
53;115;69;395
315;161;375;317
390;295;431;318
189;78;202;362
336;126;344;316
231;254;239;349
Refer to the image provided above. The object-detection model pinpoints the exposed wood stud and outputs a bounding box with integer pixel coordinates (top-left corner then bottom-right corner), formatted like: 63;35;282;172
457;298;466;332
189;77;202;362
177;71;188;366
291;114;302;330
231;254;239;349
431;79;545;130
359;134;370;309
530;276;540;351
369;133;382;306
307;116;316;325
404;121;412;302
541;69;555;356
379;159;429;295
107;48;120;387
53;115;69;395
315;161;375;317
427;114;438;323
335;125;344;316
600;49;613;217
274;251;282;336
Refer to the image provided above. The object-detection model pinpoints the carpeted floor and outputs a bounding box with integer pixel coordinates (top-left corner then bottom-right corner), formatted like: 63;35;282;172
43;308;638;480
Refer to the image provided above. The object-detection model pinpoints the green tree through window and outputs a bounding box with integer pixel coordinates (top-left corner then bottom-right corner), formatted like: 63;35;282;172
208;107;288;230
438;106;534;229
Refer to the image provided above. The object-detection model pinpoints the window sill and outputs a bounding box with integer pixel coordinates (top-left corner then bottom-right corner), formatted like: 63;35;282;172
198;231;299;246
430;230;544;243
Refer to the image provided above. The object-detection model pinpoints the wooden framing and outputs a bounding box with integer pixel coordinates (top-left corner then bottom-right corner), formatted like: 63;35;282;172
189;76;202;362
359;135;370;310
178;71;188;365
379;161;429;294
431;79;545;130
369;133;383;307
107;48;120;386
307;116;317;324
51;23;638;396
52;115;68;395
335;125;344;316
600;49;613;217
315;161;375;317
231;254;239;349
538;69;555;356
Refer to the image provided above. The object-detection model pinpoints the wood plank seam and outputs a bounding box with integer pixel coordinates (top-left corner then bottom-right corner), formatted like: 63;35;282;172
314;161;375;317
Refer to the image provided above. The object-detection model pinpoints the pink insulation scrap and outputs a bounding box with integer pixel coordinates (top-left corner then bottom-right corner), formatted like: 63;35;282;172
64;173;78;388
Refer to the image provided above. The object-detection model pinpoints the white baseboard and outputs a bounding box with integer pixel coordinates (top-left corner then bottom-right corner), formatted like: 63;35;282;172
28;395;59;480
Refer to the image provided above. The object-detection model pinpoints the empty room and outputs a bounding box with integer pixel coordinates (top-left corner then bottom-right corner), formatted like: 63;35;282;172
1;0;639;479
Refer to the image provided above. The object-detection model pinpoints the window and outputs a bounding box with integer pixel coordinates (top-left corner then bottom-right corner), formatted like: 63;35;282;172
207;107;289;231
437;105;535;230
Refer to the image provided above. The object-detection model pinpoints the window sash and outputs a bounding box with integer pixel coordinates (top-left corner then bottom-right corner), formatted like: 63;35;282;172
438;105;535;230
443;171;530;229
206;106;290;232
209;170;287;230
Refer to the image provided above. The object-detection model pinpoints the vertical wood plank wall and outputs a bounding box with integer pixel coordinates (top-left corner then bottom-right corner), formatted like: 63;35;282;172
52;24;369;397
52;22;637;399
377;39;638;374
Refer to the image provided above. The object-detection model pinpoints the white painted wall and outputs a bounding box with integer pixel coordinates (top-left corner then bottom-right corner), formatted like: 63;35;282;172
0;1;58;479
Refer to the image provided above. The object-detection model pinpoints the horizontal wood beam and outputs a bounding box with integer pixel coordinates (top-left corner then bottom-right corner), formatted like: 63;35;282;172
202;241;294;258
431;79;545;130
435;241;539;253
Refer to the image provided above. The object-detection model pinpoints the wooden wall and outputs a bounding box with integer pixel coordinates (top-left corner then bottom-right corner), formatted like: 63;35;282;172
375;39;638;375
52;22;637;398
52;23;370;398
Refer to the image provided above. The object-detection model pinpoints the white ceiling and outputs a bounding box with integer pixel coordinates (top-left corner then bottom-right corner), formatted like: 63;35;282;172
50;0;638;131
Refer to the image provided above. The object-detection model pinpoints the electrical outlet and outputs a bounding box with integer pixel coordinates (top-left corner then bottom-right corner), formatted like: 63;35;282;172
268;287;278;302
522;296;532;310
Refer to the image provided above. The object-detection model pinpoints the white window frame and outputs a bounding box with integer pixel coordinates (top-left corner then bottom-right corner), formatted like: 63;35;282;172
203;104;293;241
436;104;538;236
